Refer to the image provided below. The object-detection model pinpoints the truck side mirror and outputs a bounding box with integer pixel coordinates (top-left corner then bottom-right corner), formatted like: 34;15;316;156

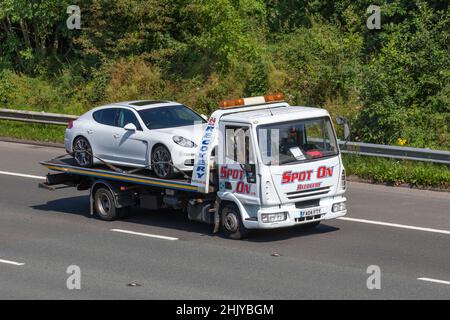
336;116;350;142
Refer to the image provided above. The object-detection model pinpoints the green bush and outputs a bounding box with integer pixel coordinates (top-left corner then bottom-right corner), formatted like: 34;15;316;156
272;18;363;107
0;0;448;154
354;3;450;149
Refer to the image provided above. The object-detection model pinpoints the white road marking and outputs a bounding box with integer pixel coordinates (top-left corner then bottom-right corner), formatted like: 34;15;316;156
0;258;25;266
1;168;448;238
0;170;45;180
418;277;450;285
338;217;450;235
110;228;179;241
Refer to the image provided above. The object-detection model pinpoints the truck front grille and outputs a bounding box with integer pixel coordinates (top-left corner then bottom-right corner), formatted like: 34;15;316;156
295;199;320;209
285;186;331;200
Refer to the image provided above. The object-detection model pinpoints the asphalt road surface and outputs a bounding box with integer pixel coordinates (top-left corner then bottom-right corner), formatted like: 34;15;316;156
0;141;449;299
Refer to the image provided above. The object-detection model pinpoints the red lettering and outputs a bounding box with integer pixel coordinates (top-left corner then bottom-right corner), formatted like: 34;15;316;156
327;167;333;177
282;170;316;184
282;171;292;184
317;166;333;178
220;166;246;180
220;166;227;178
298;171;305;181
236;181;250;194
317;166;325;178
297;182;321;190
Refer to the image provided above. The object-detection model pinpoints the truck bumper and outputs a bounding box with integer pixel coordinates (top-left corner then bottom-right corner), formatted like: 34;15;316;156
242;196;347;230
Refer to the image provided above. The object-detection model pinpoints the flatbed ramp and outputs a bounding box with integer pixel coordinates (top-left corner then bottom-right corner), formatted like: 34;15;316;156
40;157;199;192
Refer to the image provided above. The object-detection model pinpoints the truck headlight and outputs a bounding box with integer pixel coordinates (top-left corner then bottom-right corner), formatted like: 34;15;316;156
261;213;287;223
173;136;197;148
332;202;346;212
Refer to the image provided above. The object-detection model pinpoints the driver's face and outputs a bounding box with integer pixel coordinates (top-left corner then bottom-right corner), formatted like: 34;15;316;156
289;128;296;138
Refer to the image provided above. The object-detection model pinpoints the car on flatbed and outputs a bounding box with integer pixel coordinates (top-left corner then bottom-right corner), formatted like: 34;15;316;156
65;100;207;179
42;93;349;239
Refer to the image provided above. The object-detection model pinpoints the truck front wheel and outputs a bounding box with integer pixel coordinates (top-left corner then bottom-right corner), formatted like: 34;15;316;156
221;204;248;240
94;187;123;221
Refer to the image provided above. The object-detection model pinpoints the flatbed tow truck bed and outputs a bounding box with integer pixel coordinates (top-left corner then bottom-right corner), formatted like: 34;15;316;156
40;156;199;192
39;155;218;226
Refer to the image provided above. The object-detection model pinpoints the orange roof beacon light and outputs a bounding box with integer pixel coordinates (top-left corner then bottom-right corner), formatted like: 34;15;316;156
219;98;245;109
264;93;284;102
219;93;285;109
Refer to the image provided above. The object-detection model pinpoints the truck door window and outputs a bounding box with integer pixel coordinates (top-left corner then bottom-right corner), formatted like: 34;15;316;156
225;126;254;164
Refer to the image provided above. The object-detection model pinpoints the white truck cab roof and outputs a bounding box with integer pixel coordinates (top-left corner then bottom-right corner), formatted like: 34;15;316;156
220;104;331;126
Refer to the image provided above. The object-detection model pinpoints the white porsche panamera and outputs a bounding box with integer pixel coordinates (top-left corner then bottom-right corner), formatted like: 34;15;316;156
64;100;207;179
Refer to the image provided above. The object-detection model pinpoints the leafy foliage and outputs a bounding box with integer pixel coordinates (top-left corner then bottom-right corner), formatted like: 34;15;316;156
0;0;449;151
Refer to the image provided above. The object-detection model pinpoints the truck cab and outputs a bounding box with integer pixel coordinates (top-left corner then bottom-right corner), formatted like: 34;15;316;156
192;94;347;238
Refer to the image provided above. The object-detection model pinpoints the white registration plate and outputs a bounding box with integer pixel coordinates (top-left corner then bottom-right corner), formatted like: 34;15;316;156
296;207;322;218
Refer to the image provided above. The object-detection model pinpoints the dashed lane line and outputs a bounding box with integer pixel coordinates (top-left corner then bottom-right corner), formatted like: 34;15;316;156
110;228;179;241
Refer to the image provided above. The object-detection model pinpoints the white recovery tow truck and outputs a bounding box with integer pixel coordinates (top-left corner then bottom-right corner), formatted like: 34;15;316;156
40;94;348;239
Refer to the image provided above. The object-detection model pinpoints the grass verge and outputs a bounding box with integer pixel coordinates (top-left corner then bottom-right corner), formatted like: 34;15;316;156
343;154;449;190
0;120;65;143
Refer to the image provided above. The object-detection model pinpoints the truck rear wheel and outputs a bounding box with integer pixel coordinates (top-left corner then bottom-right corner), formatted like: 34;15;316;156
221;204;248;240
94;187;123;221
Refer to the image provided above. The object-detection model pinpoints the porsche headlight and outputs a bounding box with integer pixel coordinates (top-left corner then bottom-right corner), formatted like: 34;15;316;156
173;136;197;148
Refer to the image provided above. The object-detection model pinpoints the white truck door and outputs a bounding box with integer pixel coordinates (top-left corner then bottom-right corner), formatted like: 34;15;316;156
217;123;260;205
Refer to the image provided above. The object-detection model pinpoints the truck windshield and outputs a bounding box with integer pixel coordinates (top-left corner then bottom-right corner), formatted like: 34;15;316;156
257;117;338;165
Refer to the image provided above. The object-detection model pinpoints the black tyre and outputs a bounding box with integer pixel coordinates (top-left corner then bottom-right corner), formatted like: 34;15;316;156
94;187;123;221
73;136;93;167
151;145;175;179
221;203;248;240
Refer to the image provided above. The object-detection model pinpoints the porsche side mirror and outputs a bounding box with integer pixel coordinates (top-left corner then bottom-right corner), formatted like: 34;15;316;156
124;123;137;131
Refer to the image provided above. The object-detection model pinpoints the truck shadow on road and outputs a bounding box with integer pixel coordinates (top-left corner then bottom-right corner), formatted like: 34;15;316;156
31;195;90;216
31;196;339;242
